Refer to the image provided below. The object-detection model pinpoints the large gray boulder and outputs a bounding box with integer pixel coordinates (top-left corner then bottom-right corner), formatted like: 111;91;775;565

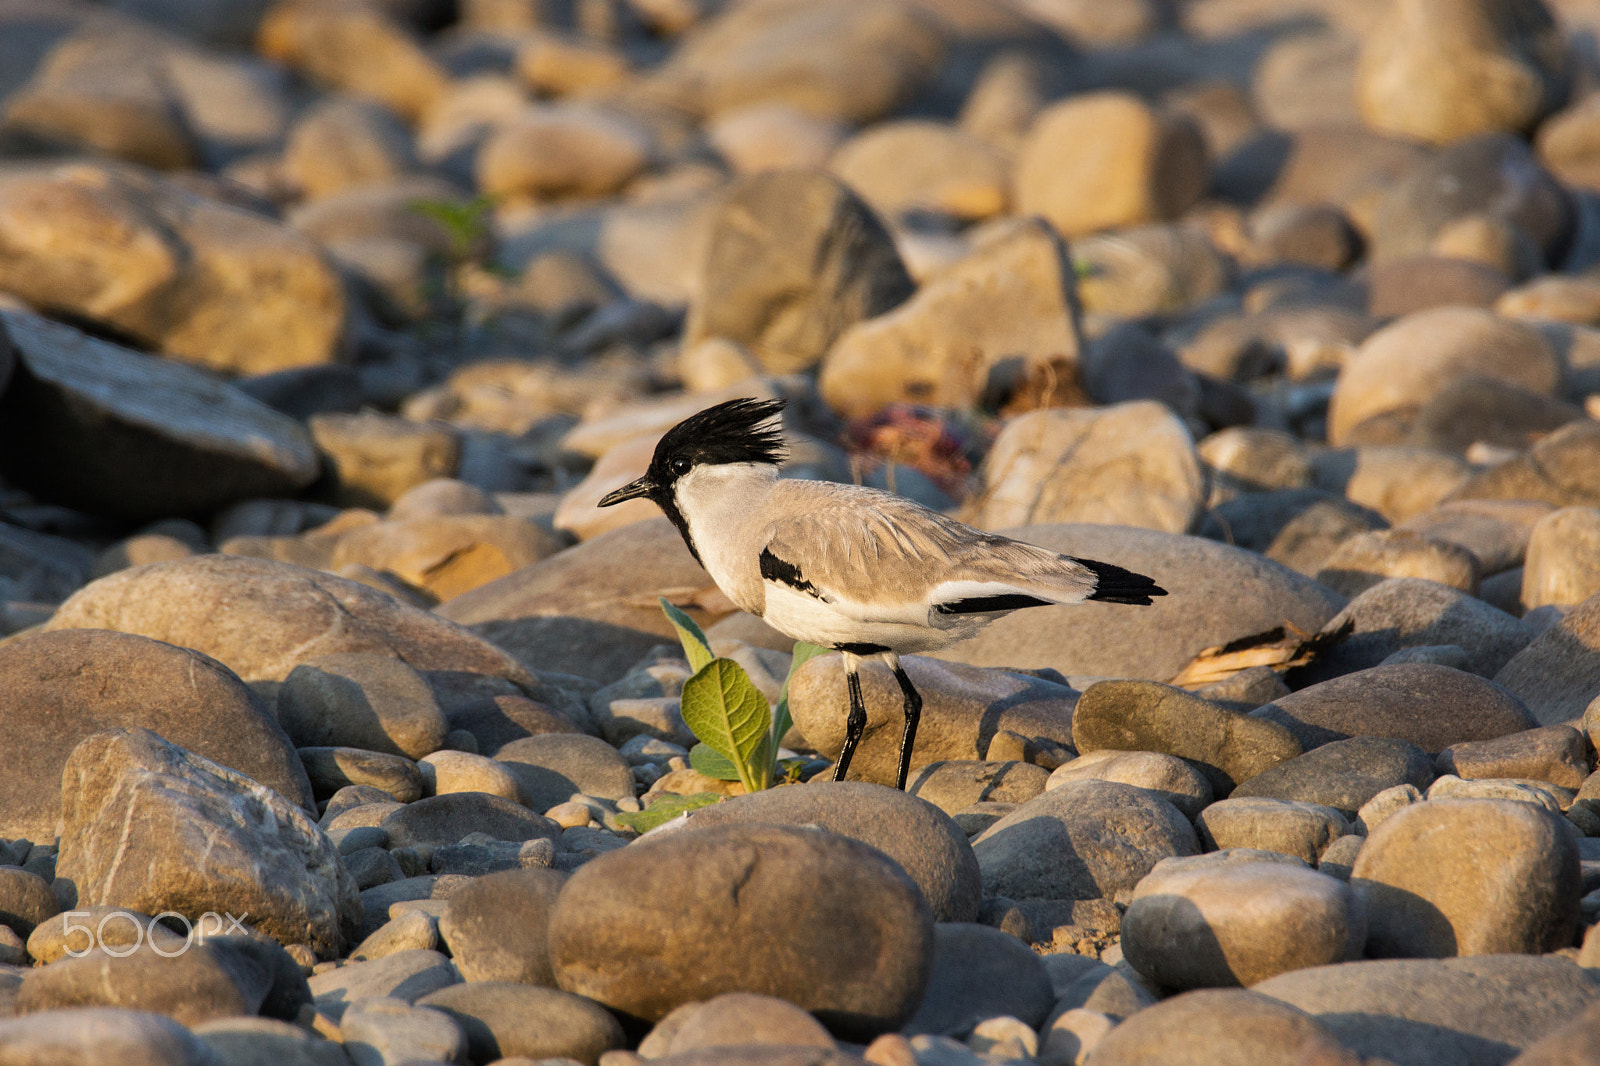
931;524;1344;682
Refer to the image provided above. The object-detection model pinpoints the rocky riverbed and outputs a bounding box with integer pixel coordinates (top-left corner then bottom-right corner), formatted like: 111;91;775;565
6;0;1600;1063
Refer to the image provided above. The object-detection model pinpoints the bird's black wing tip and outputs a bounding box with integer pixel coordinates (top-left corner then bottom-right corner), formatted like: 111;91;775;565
1078;558;1167;606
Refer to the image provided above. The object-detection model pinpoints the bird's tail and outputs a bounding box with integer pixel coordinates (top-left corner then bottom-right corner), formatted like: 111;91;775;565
1075;558;1167;605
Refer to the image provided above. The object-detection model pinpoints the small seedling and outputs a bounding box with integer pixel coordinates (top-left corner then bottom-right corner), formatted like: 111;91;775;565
613;599;829;832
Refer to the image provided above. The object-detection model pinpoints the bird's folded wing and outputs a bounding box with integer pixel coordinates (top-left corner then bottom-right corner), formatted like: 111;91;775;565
759;499;1099;624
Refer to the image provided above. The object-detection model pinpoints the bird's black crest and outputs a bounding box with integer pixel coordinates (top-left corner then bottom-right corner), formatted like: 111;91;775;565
639;397;789;565
649;397;789;482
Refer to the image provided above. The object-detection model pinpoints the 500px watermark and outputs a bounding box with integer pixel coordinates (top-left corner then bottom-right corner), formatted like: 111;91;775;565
60;911;251;958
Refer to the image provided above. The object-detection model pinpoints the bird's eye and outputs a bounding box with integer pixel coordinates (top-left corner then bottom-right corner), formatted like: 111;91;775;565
670;457;691;475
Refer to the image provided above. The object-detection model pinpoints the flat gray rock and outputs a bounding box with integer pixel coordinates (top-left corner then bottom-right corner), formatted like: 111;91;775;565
0;628;312;843
1231;736;1436;816
307;949;460;1023
903;923;1054;1036
417;981;625;1064
0;1008;224;1066
1253;664;1537;752
1495;591;1600;725
1254;956;1600;1066
931;524;1344;682
972;779;1198;903
1298;577;1529;683
45;554;534;685
0;307;318;520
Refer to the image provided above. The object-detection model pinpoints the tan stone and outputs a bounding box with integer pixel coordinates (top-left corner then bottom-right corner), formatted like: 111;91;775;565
0;27;195;169
548;823;933;1039
1073;222;1231;318
278;653;450;760
1497;274;1600;325
706;103;848;175
56;728;361;958
1315;528;1481;599
958;52;1046;154
258;1;449;121
1072;681;1303;797
819;218;1081;417
1496;592;1600;725
477;104;655;199
0;628;314;843
435;517;728;683
1047;749;1213;820
284;96;417;201
46;553;533;685
419;750;527;804
1196;797;1352;865
330;514;561;600
1314;446;1474;524
649;0;946;124
516;34;630;97
1351;797;1580;956
1253;31;1362;132
967;402;1203;535
1082;987;1360;1065
1124;855;1363;988
1437;725;1589;791
0;163;345;374
829;119;1009;221
1356;0;1568;145
553;434;662;541
310;413;461;509
684;169;913;375
1328;307;1559;445
1397;499;1554;574
787;654;1077;787
1015;92;1208;237
1522;507;1600;610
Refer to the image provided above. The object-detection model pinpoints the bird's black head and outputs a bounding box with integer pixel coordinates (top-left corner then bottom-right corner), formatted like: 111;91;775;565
597;396;788;510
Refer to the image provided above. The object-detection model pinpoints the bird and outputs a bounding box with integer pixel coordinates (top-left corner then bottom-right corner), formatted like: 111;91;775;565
597;396;1167;790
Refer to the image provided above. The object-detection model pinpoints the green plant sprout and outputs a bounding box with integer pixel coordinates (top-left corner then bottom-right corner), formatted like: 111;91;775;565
410;195;497;264
613;599;830;832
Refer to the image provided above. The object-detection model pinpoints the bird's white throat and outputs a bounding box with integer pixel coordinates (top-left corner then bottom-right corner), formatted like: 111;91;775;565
671;462;780;608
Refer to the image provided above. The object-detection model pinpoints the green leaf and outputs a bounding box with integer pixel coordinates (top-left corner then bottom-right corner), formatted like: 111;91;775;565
613;792;722;832
680;658;772;793
771;641;832;755
689;742;742;781
409;195;494;243
658;597;714;673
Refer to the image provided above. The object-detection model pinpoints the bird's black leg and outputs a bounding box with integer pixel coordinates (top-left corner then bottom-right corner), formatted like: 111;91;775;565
885;652;922;791
833;654;868;782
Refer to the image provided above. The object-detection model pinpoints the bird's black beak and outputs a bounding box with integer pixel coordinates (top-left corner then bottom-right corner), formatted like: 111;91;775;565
598;476;654;508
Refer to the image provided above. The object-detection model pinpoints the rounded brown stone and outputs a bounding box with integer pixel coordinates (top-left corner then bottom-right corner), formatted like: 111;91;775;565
548;823;933;1040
